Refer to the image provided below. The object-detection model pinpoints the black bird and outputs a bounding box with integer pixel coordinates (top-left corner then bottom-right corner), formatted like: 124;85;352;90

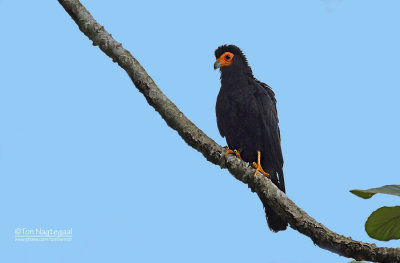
214;44;287;232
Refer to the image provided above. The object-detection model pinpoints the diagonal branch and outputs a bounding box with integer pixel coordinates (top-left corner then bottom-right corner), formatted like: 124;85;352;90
58;0;400;261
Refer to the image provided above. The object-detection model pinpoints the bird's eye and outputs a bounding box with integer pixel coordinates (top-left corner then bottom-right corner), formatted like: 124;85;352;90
225;54;231;60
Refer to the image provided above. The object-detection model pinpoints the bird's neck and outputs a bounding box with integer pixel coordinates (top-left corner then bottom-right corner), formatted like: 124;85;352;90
220;69;250;90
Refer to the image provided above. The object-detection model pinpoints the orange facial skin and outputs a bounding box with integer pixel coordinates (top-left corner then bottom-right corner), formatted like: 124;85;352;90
216;52;234;68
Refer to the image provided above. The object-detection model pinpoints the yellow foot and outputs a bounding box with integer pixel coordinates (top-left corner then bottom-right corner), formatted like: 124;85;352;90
252;151;269;178
234;149;242;160
224;147;242;160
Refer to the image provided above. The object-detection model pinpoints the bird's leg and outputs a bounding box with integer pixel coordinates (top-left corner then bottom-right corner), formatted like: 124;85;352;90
224;147;242;160
252;151;269;178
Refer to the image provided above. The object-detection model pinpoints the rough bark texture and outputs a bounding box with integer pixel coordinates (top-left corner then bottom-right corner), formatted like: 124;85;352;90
58;0;400;261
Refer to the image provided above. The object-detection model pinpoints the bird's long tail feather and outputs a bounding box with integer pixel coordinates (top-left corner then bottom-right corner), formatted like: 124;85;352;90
258;170;287;232
257;192;288;232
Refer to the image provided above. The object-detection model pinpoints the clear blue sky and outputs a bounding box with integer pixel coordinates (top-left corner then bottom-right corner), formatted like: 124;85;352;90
1;1;399;262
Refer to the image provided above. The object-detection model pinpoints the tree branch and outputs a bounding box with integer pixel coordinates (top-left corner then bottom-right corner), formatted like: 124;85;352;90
58;0;400;261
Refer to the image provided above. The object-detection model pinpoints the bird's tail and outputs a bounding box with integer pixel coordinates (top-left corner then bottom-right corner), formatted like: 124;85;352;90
258;170;287;232
258;192;288;232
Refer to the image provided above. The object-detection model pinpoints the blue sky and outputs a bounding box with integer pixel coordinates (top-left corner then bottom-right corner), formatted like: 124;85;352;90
1;0;400;262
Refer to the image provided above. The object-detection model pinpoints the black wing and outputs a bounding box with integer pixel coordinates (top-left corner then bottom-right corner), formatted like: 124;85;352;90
252;79;285;192
215;86;228;138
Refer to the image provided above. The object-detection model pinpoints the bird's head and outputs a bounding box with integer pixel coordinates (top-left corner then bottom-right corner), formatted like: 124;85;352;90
214;44;251;74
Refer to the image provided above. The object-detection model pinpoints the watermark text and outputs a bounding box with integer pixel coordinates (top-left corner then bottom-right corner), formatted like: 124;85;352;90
14;227;72;242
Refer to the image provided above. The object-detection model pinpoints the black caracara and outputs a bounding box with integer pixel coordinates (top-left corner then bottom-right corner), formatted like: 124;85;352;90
214;44;287;232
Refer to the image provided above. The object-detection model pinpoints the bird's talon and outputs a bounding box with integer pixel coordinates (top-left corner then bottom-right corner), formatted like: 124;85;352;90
225;148;242;160
253;151;269;178
234;150;242;160
253;162;269;178
224;149;235;157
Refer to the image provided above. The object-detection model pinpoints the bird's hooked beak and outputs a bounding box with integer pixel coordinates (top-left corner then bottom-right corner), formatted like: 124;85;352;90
214;52;233;70
214;61;222;70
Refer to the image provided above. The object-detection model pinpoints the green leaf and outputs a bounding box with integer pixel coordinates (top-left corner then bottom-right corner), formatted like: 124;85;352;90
350;184;400;199
365;206;400;241
350;189;375;199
